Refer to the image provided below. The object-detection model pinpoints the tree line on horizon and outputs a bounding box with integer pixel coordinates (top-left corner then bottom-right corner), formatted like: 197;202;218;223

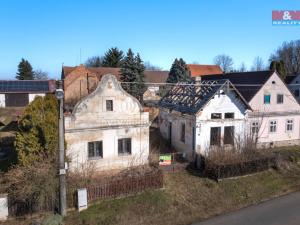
16;39;300;84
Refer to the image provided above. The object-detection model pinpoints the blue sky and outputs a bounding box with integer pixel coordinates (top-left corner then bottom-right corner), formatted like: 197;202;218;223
0;0;299;79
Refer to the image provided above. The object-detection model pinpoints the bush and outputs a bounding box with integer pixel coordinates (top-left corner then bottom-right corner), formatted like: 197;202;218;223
15;94;58;166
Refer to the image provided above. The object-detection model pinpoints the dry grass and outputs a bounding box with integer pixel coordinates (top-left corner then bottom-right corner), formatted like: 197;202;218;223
3;147;300;225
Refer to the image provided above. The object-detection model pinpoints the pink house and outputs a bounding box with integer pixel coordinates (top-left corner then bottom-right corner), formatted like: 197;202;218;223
203;71;300;148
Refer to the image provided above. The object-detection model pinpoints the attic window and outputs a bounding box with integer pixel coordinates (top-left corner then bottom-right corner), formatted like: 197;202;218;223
225;113;234;119
272;81;276;84
106;100;113;111
211;113;222;119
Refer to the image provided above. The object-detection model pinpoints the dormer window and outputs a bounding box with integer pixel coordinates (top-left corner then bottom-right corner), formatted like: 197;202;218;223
106;100;113;111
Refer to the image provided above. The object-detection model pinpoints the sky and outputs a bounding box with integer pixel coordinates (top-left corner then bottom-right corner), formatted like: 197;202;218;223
0;0;299;79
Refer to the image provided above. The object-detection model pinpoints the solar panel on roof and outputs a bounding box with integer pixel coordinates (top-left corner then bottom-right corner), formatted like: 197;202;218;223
0;80;51;93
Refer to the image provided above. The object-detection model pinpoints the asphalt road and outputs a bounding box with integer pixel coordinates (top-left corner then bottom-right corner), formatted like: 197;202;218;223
192;191;300;225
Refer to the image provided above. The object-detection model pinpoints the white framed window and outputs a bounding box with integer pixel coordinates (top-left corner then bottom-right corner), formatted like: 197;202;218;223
269;120;277;133
106;100;113;111
277;94;284;104
251;121;259;134
286;119;294;132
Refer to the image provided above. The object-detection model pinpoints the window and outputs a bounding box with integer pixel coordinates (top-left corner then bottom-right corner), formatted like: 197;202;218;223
277;94;284;104
295;90;300;97
180;123;185;142
269;120;277;133
224;126;235;145
210;127;221;146
251;122;259;134
211;113;222;119
118;138;131;155
225;113;234;119
88;141;103;159
264;94;271;104
286;119;293;132
106;100;113;111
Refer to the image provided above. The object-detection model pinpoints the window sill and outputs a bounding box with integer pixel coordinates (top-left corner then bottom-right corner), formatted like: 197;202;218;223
88;157;103;161
118;153;132;157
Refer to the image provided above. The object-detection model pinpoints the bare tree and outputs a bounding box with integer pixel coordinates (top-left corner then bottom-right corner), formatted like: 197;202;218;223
85;56;104;67
251;56;265;71
144;61;163;70
270;39;300;75
34;69;49;80
213;54;234;73
239;62;247;72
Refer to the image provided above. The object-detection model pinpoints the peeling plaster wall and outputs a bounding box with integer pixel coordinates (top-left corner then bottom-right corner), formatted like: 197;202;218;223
65;74;149;172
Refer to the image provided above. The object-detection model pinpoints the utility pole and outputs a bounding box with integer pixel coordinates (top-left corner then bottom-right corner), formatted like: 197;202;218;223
55;80;67;216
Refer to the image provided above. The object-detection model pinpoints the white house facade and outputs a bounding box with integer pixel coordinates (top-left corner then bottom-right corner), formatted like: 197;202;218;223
64;74;150;172
159;80;250;157
203;71;300;148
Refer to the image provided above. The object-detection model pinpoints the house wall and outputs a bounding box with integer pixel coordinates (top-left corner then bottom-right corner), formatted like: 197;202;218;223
159;109;195;153
64;65;98;104
65;74;150;172
249;72;300;146
0;94;5;107
28;93;45;102
196;90;247;154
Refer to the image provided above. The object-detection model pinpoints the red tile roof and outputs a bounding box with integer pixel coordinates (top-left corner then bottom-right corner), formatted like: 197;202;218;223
187;64;223;77
62;65;169;83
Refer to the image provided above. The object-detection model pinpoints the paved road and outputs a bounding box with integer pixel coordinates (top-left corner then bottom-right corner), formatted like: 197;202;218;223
192;191;300;225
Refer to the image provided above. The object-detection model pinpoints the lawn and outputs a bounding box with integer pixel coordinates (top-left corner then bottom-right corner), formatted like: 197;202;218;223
2;147;300;225
65;148;300;225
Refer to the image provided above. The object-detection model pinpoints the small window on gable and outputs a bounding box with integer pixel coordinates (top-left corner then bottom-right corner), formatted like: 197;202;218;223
106;100;113;111
225;113;234;119
277;94;284;104
264;94;271;104
211;113;222;119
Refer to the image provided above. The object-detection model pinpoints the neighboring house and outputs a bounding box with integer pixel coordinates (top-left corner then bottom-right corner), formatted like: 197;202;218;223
158;79;250;157
0;80;56;107
62;64;168;106
203;71;300;148
187;64;223;82
64;74;150;172
286;74;300;102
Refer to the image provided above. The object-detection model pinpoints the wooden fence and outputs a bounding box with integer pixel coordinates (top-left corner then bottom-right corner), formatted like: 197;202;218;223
68;170;163;206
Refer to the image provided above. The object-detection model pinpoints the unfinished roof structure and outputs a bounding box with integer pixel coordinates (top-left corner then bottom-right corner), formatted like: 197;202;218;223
158;79;250;114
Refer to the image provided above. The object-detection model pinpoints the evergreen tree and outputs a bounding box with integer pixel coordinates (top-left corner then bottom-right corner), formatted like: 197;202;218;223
270;60;287;80
135;53;146;102
102;47;124;68
166;58;191;83
15;58;34;80
120;49;145;101
15;94;58;166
